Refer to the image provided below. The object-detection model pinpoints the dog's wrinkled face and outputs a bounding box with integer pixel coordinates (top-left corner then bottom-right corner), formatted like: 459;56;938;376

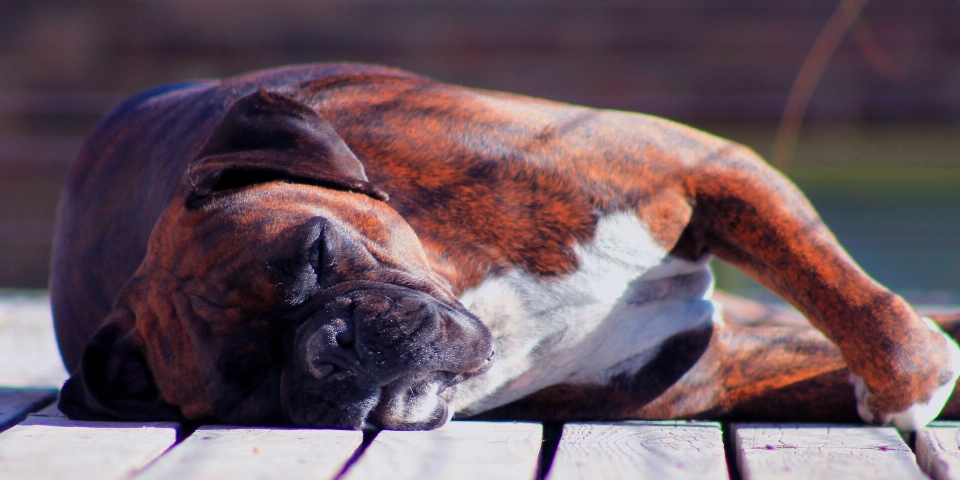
166;186;493;429
59;90;493;430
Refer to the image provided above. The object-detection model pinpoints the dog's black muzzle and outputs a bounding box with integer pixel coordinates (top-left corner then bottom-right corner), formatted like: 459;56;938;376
281;282;493;429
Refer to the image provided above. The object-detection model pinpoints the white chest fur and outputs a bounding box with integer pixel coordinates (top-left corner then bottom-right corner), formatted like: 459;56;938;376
452;211;718;416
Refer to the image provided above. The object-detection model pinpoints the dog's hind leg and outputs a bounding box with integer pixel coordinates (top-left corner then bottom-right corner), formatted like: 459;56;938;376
668;143;960;430
475;321;855;422
643;322;859;422
670;319;960;423
476;320;960;423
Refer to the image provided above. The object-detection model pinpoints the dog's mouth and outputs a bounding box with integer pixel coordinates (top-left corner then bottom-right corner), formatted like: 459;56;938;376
364;373;459;430
283;363;489;430
311;348;494;430
281;282;494;430
367;348;492;430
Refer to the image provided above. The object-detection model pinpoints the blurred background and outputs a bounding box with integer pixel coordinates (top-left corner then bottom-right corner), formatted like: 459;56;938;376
0;0;958;303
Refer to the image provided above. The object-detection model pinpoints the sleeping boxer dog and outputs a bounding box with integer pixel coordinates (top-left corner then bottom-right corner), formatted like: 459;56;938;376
51;63;960;431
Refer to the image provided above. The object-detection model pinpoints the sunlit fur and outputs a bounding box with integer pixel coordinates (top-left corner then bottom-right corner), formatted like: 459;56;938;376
454;212;717;415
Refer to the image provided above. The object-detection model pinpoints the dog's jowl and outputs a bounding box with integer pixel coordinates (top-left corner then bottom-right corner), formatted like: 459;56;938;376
50;63;960;430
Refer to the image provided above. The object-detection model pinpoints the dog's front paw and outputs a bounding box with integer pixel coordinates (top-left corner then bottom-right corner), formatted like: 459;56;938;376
851;317;960;432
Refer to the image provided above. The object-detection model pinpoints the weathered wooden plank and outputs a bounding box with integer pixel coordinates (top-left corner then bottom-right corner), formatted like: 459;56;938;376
916;422;960;480
547;421;728;480
0;387;56;432
735;424;925;480
135;425;363;479
0;407;178;480
0;292;69;387
343;421;542;480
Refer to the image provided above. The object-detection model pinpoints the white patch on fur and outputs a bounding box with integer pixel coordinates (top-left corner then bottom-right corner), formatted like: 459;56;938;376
452;211;716;415
379;381;445;426
851;317;960;432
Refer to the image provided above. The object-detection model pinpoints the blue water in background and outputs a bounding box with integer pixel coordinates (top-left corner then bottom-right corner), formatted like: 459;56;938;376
817;203;960;296
714;167;960;304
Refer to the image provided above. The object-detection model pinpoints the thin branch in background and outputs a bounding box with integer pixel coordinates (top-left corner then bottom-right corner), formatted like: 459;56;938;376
771;0;871;170
852;19;904;82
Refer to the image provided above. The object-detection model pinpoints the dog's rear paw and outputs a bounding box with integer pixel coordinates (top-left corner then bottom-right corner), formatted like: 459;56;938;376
851;317;960;432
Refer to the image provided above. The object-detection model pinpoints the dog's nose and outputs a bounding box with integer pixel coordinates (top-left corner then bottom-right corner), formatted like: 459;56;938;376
301;298;359;380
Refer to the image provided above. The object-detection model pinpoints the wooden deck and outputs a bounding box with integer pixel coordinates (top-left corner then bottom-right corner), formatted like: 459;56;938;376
2;292;960;479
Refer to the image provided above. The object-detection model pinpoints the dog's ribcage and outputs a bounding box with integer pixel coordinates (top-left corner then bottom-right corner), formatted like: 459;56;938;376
451;211;717;415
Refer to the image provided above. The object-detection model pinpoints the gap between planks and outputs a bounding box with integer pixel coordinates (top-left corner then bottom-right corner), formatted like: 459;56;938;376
0;404;179;480
136;421;544;480
136;425;363;479
916;422;960;480
138;420;730;480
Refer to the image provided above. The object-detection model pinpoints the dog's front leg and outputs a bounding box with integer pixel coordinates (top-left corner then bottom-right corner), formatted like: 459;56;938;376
673;143;960;430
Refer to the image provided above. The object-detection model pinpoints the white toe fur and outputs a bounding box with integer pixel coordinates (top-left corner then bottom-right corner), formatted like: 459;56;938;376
850;373;874;423
851;317;960;431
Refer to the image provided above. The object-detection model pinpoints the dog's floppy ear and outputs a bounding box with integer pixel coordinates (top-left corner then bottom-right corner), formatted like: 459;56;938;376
186;88;388;205
59;309;184;422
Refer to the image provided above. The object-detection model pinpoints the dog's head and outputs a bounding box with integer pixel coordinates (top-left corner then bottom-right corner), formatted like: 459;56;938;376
60;90;494;430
